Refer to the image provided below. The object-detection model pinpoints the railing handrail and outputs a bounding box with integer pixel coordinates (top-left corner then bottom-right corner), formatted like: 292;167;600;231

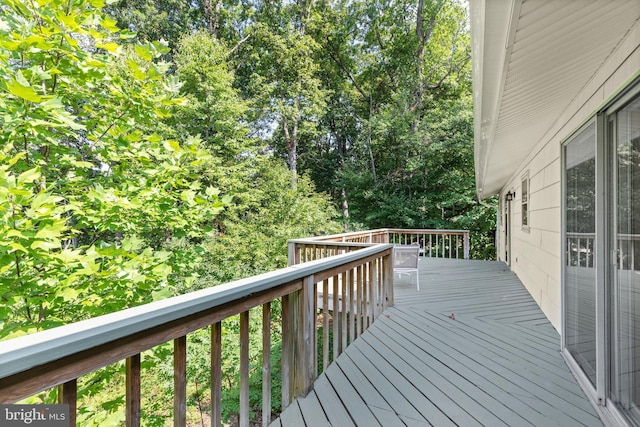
305;228;470;242
0;244;393;385
286;240;373;247
386;228;471;234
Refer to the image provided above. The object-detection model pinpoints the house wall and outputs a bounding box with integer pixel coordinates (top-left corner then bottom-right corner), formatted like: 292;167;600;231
496;19;640;332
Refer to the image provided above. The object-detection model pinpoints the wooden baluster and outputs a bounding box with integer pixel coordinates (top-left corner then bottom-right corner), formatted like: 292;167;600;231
59;379;77;427
443;234;446;259
362;263;369;331
262;303;271;427
322;279;329;371
126;354;141;427
211;322;222;427
357;265;363;336
311;277;319;384
281;294;291;409
341;271;348;354
378;257;383;311
174;336;187;427
429;234;433;257
240;311;250;427
371;259;378;320
333;274;339;361
349;268;355;343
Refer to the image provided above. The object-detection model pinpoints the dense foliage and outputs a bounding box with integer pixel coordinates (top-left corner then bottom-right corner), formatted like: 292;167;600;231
0;0;496;424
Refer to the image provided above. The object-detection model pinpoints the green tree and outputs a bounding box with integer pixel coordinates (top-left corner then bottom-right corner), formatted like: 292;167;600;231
169;31;250;159
0;0;225;337
236;0;329;187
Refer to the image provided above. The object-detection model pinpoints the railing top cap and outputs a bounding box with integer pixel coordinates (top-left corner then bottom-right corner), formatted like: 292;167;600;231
295;228;470;243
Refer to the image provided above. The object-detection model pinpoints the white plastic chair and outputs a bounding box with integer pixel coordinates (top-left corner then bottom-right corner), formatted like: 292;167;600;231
393;245;420;291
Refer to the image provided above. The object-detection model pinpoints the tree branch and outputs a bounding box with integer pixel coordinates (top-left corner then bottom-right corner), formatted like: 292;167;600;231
226;34;251;57
325;43;367;99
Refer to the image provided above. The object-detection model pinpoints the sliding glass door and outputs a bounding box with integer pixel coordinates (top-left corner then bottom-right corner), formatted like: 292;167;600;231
564;121;597;385
611;97;640;422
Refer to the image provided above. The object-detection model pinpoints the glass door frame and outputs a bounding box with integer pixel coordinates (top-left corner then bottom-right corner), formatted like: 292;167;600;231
561;78;640;426
561;116;604;402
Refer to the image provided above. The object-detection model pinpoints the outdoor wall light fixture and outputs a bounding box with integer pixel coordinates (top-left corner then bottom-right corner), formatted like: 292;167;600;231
505;191;515;202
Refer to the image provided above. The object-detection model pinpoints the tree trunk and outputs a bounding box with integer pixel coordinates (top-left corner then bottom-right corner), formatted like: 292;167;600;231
413;0;440;131
203;0;221;37
341;189;350;231
368;94;377;183
283;113;298;189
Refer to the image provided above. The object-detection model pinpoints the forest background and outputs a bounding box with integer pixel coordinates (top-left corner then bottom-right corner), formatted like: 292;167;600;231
0;0;496;425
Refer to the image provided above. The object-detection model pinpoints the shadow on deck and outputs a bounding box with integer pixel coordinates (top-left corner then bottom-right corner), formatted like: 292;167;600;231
271;258;602;427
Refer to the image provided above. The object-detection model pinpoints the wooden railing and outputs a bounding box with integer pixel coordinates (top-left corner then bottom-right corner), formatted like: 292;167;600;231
289;228;470;264
0;228;470;426
0;244;393;427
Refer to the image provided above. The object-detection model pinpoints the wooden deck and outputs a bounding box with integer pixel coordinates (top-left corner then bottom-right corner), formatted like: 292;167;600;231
270;258;602;427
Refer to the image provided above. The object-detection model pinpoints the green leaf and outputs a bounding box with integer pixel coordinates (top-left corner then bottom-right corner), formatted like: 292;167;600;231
95;41;119;54
60;287;79;302
14;70;30;87
135;45;153;61
6;230;23;238
7;153;25;167
9;242;28;254
17;167;41;184
35;227;61;239
100;16;120;32
6;74;42;103
163;140;181;152
30;240;60;251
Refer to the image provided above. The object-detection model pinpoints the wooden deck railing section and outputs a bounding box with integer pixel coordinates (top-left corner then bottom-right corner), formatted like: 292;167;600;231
0;243;393;427
289;228;470;264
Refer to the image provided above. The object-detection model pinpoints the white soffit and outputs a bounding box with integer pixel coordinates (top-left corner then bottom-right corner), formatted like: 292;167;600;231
471;0;640;199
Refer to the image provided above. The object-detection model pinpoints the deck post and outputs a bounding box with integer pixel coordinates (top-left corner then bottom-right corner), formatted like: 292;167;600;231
288;241;297;266
287;274;317;402
383;252;394;308
463;232;470;260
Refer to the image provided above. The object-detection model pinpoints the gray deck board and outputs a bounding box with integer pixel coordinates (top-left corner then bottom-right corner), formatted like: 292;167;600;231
271;258;602;426
297;392;331;426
